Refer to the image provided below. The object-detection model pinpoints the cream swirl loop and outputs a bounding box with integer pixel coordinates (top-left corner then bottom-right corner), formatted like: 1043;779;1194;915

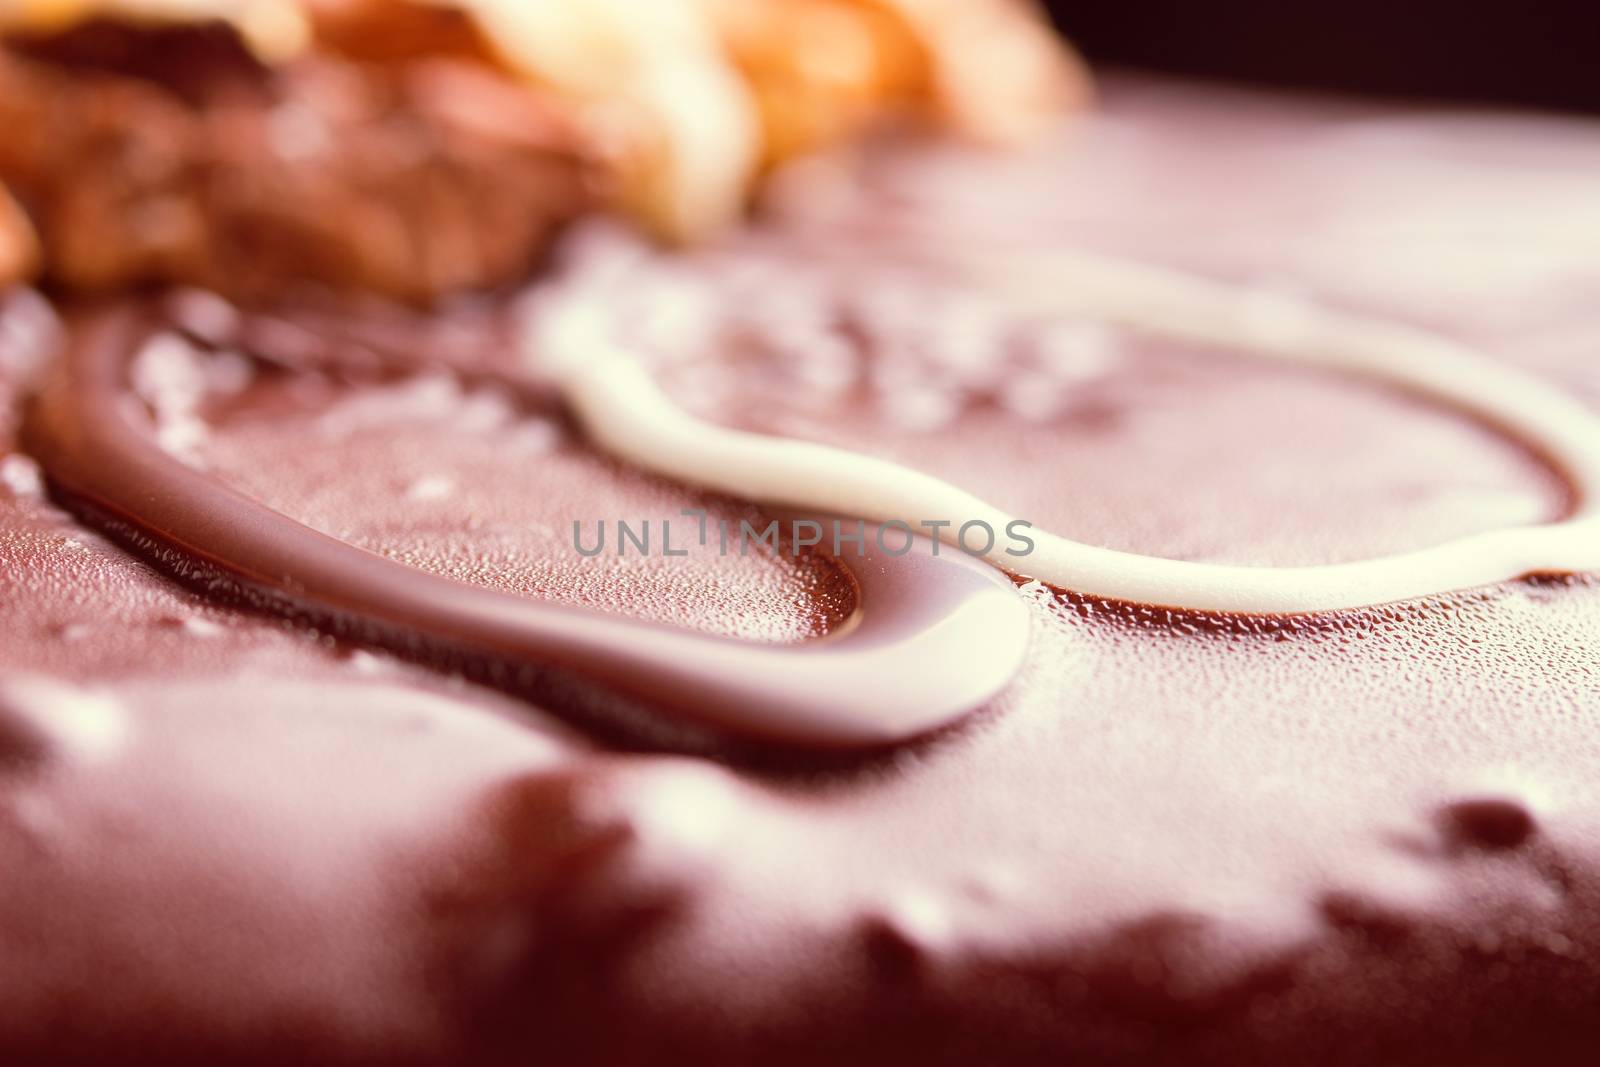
541;250;1600;614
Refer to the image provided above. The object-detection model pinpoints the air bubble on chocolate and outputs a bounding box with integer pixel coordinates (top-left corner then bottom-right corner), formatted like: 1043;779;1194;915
129;333;233;464
1016;578;1051;603
919;296;1011;380
508;417;563;455
165;288;241;346
997;368;1073;422
623;762;739;856
342;649;388;675
314;375;466;437
153;414;209;462
0;676;130;769
0;287;60;381
0;453;43;497
860;888;955;975
1437;795;1539;852
1026;319;1118;381
882;385;961;432
502;762;739;919
179;616;224;639
53;622;92;643
453;388;519;435
405;475;457;503
1435;767;1557;848
131;334;209;412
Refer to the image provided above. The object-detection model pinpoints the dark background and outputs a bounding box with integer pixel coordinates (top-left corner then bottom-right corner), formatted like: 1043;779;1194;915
1044;0;1600;114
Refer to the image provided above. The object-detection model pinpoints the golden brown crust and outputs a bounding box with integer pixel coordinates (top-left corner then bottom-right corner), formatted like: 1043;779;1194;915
861;0;1090;143
431;0;1083;230
0;0;1081;300
298;0;492;66
698;0;925;166
0;19;595;301
699;0;1086;163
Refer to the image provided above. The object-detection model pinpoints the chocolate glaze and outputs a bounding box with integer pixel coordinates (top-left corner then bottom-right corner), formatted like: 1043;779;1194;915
4;80;1600;1066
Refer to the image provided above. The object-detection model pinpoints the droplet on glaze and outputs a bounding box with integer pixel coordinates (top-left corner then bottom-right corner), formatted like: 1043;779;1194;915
1437;795;1539;851
130;334;209;413
343;649;388;675
860;888;952;975
997;371;1072;422
620;761;738;856
882;387;959;432
0;676;130;769
0;286;61;378
405;475;457;502
1028;319;1118;380
487;761;736;926
181;617;224;638
0;453;43;497
509;418;562;454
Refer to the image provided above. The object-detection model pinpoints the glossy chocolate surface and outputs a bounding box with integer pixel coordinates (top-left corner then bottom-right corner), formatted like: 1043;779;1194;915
4;80;1600;1064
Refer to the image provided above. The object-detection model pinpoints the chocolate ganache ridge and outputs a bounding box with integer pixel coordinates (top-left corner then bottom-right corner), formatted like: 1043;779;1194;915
22;303;1029;751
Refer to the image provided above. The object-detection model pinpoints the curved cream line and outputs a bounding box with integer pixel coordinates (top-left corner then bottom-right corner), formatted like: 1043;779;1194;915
535;251;1600;614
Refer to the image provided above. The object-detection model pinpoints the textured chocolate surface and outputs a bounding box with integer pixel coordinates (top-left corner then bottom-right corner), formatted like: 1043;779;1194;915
4;79;1600;1064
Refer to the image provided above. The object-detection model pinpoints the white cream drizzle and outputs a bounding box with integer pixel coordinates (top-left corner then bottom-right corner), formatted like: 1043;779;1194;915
535;250;1600;614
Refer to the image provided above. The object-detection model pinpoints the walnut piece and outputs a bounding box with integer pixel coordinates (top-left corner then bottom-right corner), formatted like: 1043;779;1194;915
0;0;1082;299
0;19;596;301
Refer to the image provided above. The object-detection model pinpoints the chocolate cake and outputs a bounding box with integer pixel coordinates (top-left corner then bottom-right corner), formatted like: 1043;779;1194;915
4;3;1600;1064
